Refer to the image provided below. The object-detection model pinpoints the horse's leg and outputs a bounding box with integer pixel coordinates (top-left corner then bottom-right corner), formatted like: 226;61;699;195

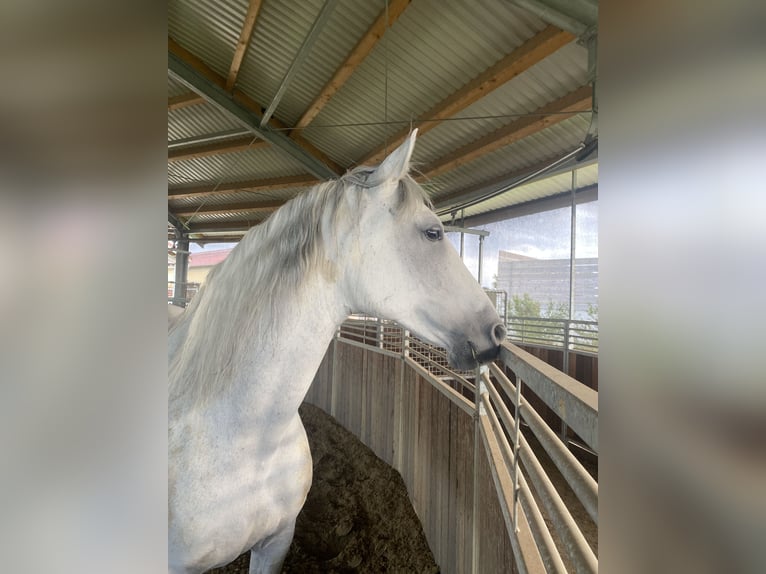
248;519;296;574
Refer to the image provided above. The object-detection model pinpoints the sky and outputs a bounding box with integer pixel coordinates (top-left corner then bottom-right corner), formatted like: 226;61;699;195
447;201;598;288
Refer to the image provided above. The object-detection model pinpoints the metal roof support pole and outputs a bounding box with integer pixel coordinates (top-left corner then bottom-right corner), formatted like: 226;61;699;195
478;234;485;286
509;0;588;36
168;129;252;150
582;28;598;142
531;0;597;29
561;168;578;440
260;0;339;127
172;235;190;308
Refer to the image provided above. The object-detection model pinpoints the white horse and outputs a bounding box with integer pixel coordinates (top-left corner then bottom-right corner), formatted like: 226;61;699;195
168;130;505;574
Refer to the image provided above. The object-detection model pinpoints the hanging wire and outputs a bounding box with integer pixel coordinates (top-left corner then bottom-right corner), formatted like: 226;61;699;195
271;110;591;132
382;0;390;156
435;141;590;217
172;133;263;229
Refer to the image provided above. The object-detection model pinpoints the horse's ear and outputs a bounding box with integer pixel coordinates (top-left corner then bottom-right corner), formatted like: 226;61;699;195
376;129;418;181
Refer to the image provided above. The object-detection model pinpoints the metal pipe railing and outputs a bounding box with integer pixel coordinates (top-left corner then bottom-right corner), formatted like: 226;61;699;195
506;316;599;354
333;317;598;574
482;375;597;573
480;391;568;574
500;342;598;452
489;363;598;524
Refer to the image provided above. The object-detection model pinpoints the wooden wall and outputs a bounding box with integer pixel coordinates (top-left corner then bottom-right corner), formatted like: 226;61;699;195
305;339;515;574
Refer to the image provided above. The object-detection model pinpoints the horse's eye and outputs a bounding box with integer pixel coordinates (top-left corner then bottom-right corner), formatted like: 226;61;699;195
424;227;443;242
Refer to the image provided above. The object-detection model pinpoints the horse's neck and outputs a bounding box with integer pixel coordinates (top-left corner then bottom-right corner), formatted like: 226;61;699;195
220;274;347;428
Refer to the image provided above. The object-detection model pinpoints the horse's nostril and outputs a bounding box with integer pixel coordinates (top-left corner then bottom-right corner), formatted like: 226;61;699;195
491;323;507;346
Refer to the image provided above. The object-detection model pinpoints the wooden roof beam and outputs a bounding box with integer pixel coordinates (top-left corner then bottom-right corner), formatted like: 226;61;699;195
186;221;258;233
187;234;247;244
293;0;411;131
362;26;575;165
168;136;268;162
168;92;205;111
419;85;592;180
168;174;318;201
226;0;264;91
172;200;284;218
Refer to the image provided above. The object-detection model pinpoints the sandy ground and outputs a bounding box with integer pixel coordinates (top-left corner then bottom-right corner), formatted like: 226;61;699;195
209;403;439;574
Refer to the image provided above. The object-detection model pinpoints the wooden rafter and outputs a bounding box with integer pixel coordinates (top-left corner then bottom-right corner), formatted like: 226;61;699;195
293;0;411;131
172;200;284;218
168;174;319;201
168;92;205;111
168;137;268;162
419;85;592;180
362;26;575;165
226;0;264;91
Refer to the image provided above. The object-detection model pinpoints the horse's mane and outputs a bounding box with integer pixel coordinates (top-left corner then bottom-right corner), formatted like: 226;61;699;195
169;168;430;407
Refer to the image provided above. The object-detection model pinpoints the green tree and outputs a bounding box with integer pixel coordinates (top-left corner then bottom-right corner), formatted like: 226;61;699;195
543;300;569;319
506;294;559;345
508;293;540;318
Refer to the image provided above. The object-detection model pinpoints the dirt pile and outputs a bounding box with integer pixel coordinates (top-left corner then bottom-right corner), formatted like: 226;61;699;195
210;403;439;573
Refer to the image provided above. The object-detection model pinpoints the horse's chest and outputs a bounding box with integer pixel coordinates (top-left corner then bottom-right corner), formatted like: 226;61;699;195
169;414;313;568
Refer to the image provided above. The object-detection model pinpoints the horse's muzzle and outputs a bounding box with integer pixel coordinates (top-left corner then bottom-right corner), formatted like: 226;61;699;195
451;322;505;370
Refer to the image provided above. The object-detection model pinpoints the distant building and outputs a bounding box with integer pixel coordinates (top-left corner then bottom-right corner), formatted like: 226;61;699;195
496;251;598;319
186;248;233;284
168;248;233;303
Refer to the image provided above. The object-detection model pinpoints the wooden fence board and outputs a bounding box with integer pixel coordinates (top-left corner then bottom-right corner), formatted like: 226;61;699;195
478;430;516;573
304;338;537;574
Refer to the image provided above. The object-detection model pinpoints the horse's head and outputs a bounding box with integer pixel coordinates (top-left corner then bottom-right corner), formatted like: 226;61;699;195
342;130;505;370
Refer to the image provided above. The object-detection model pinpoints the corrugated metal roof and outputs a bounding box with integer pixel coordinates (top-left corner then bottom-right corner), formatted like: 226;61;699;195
414;42;588;167
299;0;549;166
168;101;245;141
168;0;246;79
167;0;597;238
235;0;382;127
168;75;190;98
424;115;592;199
168;145;310;186
454;162;598;220
168;186;314;210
